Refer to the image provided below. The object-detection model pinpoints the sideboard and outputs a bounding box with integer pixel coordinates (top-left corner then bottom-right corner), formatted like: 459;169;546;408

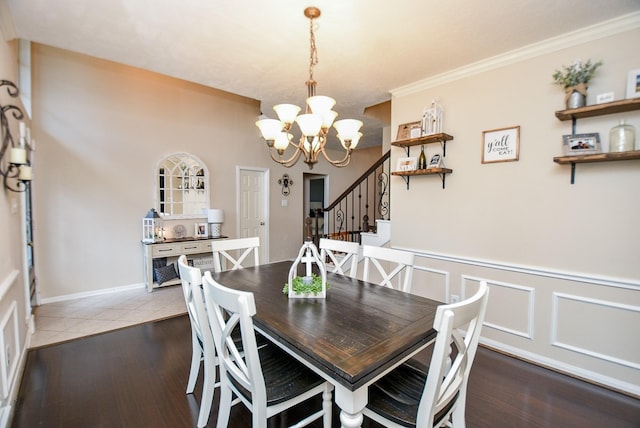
142;236;227;292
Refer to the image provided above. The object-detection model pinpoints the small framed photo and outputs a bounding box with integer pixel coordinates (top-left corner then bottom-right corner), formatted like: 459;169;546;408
396;157;417;172
396;121;421;141
195;223;208;238
482;126;520;164
562;133;601;155
626;68;640;99
427;153;443;169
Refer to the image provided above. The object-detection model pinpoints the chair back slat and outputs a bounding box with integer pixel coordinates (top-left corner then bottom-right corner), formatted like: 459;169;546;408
362;245;414;292
211;237;260;272
319;238;360;278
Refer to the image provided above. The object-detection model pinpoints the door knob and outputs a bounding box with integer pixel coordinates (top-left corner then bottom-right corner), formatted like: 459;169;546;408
260;221;265;226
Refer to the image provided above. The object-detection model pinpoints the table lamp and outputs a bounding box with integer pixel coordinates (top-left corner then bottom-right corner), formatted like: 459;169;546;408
207;209;224;238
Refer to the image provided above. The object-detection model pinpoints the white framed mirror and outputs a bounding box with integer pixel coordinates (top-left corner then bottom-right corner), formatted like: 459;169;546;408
155;152;210;219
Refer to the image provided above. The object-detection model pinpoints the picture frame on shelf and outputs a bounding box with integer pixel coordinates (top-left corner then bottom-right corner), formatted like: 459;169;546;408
562;133;601;155
427;153;443;169
482;126;520;164
195;223;208;238
396;121;421;141
626;68;640;99
396;157;417;172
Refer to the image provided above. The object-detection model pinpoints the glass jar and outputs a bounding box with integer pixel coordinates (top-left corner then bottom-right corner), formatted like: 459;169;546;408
609;120;635;152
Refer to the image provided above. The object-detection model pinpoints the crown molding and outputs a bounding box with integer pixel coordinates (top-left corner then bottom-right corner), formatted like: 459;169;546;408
391;11;640;98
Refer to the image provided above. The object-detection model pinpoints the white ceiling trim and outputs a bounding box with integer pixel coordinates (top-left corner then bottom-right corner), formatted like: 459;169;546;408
391;11;640;98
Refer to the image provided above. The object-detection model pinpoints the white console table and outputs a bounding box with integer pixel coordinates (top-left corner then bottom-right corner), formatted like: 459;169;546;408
142;236;227;292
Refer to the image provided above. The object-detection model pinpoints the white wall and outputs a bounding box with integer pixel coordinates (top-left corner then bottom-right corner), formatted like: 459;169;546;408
30;44;382;301
0;38;31;427
390;18;640;395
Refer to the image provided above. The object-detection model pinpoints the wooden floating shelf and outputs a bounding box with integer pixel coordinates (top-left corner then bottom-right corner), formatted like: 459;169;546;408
391;168;452;176
553;150;640;164
391;133;454;148
555;98;640;121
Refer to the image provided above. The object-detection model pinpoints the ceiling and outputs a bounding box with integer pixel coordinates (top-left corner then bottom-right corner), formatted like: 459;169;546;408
1;0;639;148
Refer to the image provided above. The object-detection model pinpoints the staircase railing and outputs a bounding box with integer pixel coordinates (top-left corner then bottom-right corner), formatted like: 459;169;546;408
306;150;391;245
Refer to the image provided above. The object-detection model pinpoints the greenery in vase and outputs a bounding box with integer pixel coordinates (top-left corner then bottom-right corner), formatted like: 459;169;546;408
552;59;602;88
283;274;330;296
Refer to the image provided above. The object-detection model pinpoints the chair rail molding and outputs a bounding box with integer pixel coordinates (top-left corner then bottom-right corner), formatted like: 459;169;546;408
406;247;639;291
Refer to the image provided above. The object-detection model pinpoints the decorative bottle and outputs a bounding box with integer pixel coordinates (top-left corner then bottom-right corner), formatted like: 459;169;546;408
609;120;635;153
418;146;427;170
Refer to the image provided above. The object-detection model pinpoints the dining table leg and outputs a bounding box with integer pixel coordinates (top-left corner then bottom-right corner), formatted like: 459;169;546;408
334;384;367;428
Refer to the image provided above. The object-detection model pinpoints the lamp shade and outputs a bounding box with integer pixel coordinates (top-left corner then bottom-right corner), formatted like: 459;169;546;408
256;118;283;141
207;209;224;224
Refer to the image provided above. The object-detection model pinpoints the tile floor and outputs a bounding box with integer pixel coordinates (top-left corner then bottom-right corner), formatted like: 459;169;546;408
31;285;187;348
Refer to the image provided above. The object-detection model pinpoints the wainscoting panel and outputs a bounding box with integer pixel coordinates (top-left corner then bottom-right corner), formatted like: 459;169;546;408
0;301;19;399
412;265;450;302
463;276;534;339
552;293;640;370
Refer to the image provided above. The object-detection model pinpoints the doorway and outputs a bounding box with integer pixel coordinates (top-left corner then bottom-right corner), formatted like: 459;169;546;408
303;173;329;241
237;167;269;263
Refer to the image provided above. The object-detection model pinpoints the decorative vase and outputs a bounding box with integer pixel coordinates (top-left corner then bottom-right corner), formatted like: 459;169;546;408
609;120;636;153
566;90;586;109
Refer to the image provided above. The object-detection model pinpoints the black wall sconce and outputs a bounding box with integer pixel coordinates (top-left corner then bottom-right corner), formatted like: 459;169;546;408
0;80;33;192
278;174;293;196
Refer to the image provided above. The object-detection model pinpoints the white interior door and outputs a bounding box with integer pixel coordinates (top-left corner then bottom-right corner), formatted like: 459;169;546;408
237;167;269;263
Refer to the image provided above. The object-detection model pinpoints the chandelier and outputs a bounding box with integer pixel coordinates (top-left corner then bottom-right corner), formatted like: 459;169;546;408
256;6;363;170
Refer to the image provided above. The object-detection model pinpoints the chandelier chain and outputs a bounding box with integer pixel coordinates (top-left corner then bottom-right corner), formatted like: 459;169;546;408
308;18;318;84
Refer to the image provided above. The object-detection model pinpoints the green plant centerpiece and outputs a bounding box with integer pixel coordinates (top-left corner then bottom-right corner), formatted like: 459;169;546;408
283;273;330;296
285;240;328;298
552;59;602;108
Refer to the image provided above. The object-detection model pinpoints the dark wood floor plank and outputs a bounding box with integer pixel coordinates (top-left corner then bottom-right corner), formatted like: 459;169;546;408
11;315;640;428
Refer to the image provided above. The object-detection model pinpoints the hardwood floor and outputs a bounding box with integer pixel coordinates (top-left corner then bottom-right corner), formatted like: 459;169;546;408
11;315;640;428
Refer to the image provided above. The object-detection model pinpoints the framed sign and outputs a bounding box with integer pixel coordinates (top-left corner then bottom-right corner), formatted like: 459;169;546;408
482;126;520;164
562;133;601;155
626;68;640;99
396;121;421;141
396;157;417;172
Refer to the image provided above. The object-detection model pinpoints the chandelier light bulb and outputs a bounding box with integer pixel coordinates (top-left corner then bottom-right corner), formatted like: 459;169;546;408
296;114;323;137
320;110;338;130
273;104;301;126
256;118;283;142
307;95;336;115
334;119;363;140
338;132;363;150
274;132;292;151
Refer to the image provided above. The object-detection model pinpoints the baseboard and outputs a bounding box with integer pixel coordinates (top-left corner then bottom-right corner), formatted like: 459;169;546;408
38;282;146;305
480;338;640;399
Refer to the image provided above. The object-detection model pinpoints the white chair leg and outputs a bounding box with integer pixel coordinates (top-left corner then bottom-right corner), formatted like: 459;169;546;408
197;356;217;427
186;336;201;394
216;383;233;428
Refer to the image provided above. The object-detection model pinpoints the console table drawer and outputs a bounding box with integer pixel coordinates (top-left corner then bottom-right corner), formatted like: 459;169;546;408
179;242;208;254
151;244;179;257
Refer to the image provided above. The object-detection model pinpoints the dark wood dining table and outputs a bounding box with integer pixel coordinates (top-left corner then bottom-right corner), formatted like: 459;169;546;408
212;260;440;428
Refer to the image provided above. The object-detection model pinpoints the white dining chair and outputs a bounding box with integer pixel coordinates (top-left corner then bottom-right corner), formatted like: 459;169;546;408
362;245;415;292
319;238;360;278
201;271;333;428
210;236;260;272
177;255;217;428
363;281;489;427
